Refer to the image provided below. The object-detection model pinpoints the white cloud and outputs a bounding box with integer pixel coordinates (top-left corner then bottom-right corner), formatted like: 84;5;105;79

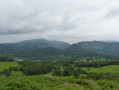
0;0;119;43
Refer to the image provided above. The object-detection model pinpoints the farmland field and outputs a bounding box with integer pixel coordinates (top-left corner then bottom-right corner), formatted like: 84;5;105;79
0;62;18;71
82;65;119;73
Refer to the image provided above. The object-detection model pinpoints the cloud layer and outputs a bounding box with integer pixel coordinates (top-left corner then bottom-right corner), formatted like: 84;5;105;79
0;0;119;43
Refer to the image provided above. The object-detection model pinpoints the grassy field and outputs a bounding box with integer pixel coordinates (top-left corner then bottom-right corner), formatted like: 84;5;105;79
82;65;119;73
0;62;18;71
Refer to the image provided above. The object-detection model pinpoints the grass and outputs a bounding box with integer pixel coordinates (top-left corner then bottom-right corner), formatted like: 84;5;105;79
82;65;119;73
0;62;18;71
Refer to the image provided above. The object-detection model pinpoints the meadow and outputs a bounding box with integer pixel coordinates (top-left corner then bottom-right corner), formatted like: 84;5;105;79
0;62;18;71
82;65;119;74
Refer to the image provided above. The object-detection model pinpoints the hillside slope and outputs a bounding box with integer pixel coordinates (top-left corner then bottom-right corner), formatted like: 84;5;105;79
65;41;119;59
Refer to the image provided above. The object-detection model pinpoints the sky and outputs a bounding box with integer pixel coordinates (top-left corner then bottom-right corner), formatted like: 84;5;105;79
0;0;119;44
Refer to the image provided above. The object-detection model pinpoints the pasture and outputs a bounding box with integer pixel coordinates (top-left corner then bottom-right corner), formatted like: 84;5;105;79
0;62;18;71
82;65;119;73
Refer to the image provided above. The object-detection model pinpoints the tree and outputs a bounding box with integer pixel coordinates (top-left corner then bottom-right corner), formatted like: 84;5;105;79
62;68;72;76
73;70;79;78
2;69;11;77
53;67;61;76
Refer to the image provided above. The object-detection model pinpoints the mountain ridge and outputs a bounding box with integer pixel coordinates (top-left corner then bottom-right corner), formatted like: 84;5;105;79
0;39;70;49
1;40;119;60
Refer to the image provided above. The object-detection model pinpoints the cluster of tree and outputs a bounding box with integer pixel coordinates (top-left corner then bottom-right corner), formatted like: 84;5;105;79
53;66;87;77
0;56;14;62
52;65;119;80
0;66;19;76
74;60;119;67
19;61;53;75
51;59;119;68
19;60;88;77
0;58;118;82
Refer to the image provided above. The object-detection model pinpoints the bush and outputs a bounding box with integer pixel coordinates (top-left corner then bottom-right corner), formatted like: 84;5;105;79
62;68;72;76
2;69;11;76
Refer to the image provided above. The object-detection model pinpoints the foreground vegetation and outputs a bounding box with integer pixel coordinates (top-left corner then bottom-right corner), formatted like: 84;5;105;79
0;56;119;90
0;71;119;90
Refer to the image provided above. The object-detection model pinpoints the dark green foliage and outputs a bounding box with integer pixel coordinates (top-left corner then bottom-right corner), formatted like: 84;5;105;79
0;66;19;76
0;56;14;62
76;67;87;74
62;68;72;76
73;70;79;78
74;60;119;67
1;69;11;76
8;67;19;71
53;66;62;76
19;61;53;75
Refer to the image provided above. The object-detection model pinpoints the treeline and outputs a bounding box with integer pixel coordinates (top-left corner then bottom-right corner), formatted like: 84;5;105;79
19;60;87;77
52;66;119;80
1;59;118;81
74;60;119;67
53;66;87;77
52;60;119;68
0;58;117;79
0;56;14;62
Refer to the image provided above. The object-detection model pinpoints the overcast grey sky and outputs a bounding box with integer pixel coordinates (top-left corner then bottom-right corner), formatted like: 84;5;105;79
0;0;119;43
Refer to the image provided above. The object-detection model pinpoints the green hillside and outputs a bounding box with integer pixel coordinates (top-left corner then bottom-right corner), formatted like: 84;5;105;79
1;41;119;60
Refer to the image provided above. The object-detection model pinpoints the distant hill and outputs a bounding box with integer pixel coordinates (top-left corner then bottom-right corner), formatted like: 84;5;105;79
0;39;70;49
1;40;119;60
65;41;119;59
67;41;119;53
